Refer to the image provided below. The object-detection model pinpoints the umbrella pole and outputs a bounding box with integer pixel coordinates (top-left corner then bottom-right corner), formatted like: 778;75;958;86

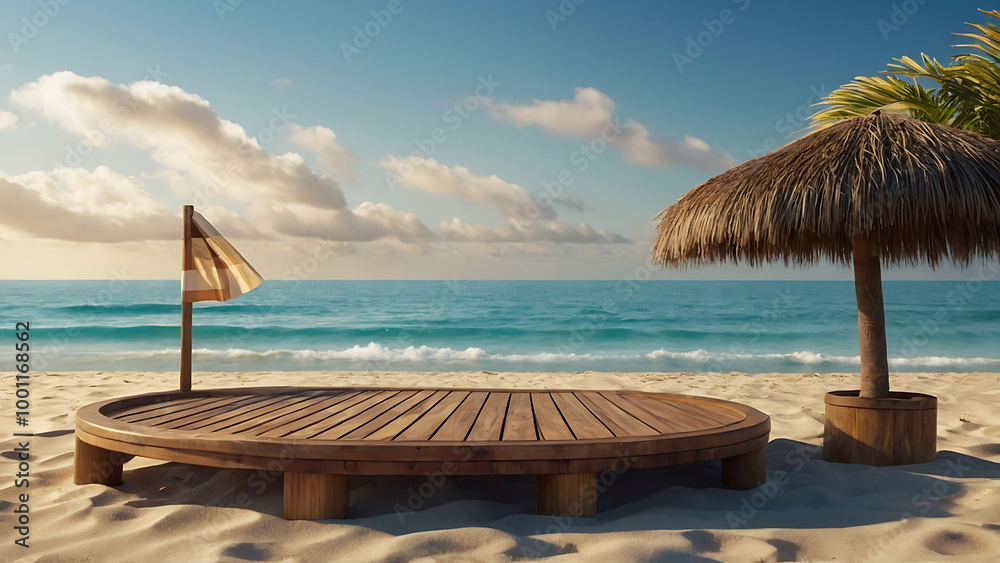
180;205;193;392
852;235;890;398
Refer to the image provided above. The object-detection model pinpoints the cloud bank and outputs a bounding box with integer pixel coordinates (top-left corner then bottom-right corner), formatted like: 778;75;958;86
485;87;734;170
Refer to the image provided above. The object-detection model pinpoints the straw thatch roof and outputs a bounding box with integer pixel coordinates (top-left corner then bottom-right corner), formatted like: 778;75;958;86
652;112;1000;268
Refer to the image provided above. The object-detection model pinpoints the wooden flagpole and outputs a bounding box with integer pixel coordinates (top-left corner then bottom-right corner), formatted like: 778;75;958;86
180;205;194;391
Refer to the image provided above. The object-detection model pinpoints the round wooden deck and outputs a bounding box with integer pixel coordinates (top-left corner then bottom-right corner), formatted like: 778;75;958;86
75;386;770;519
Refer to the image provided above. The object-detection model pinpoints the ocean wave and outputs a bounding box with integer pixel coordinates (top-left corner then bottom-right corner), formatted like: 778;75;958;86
121;343;1000;368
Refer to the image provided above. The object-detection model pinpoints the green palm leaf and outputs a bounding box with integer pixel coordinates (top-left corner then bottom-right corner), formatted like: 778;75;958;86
811;9;1000;139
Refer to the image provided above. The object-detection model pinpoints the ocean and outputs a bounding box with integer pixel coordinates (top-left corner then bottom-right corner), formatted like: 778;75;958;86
3;280;998;374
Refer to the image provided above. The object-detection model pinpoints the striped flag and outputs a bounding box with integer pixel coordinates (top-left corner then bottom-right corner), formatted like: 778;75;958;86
182;211;263;302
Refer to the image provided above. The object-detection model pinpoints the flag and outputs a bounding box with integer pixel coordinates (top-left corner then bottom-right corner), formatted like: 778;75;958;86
182;211;263;302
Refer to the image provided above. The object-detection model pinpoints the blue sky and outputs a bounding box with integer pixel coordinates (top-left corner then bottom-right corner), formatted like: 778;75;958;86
0;0;994;279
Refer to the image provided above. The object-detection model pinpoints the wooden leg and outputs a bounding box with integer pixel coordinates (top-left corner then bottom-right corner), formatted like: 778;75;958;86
537;473;597;517
73;436;124;486
721;446;767;490
283;472;349;520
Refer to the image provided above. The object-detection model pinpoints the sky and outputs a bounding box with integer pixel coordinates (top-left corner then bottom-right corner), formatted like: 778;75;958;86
0;0;996;280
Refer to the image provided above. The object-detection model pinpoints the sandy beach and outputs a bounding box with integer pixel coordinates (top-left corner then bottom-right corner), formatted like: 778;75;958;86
3;370;998;562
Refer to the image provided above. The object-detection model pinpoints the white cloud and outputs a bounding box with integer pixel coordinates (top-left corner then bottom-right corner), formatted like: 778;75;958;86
380;155;557;220
288;123;358;185
440;217;628;244
271;78;293;88
0;110;17;129
11;71;345;210
252;202;435;241
485;87;734;170
0;167;176;242
10;72;437;244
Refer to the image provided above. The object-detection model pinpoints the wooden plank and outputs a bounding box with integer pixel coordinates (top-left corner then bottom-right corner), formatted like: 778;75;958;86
660;395;747;425
110;396;204;420
598;392;684;434
172;394;294;430
430;391;489;441
551;392;613;439
364;390;450;441
156;395;273;430
466;392;509;442
238;391;357;435
576;392;658;437
395;391;470;441
190;392;322;433
115;396;230;423
257;391;382;438
125;395;257;426
280;391;399;439
340;391;438;440
503;392;536;441
532;393;575;441
617;393;718;432
311;392;418;440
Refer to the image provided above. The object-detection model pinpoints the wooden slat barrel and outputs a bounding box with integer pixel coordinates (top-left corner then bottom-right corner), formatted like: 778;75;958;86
823;390;937;466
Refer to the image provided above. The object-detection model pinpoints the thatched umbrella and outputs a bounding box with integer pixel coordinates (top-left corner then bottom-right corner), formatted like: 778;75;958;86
653;112;1000;400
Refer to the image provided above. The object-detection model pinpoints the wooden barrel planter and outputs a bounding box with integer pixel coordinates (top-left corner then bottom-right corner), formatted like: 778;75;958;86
823;390;937;466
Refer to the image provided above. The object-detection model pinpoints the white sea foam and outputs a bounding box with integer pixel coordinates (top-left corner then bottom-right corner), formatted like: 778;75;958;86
124;343;1000;368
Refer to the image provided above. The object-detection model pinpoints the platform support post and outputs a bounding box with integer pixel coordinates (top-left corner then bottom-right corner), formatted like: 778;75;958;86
180;204;194;392
74;437;124;486
537;473;597;517
721;446;767;490
283;472;349;520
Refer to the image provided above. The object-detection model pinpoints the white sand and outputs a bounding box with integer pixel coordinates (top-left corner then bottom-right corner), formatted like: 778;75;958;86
3;370;999;562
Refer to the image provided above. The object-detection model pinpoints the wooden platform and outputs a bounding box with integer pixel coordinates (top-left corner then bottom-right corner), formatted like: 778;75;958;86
75;386;770;519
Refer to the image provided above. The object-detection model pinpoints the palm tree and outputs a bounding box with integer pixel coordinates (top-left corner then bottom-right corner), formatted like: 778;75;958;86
811;9;1000;139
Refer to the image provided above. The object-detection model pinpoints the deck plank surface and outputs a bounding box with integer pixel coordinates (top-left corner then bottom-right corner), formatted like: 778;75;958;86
396;391;470;440
283;391;399;439
78;386;771;476
551;392;614;439
364;390;449;441
86;388;764;450
502;392;537;441
466;392;509;441
576;392;658;437
532;393;575;441
431;391;489;441
228;391;352;435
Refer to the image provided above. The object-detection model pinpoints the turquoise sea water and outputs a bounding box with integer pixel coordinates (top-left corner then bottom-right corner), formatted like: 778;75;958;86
2;280;998;373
